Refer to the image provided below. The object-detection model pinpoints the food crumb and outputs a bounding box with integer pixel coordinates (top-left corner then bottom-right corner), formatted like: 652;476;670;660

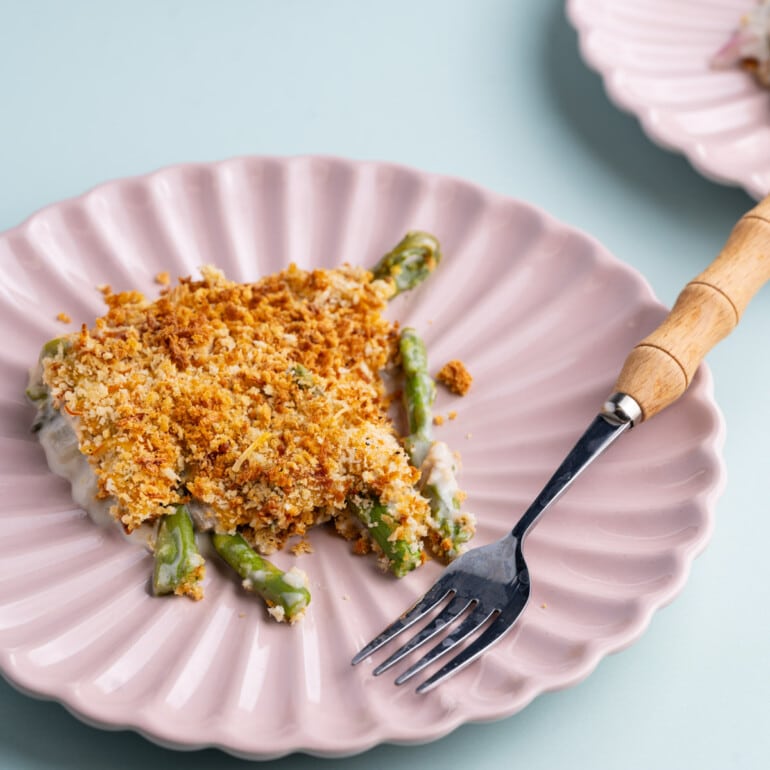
465;433;472;439
239;612;246;618
436;359;472;396
433;414;445;426
342;594;350;601
448;410;457;421
56;312;72;324
541;603;547;609
155;271;171;286
291;539;314;556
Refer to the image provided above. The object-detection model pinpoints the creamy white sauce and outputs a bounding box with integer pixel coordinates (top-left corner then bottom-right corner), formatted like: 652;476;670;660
423;441;461;514
187;500;218;532
283;566;309;590
281;591;308;607
36;407;154;548
245;569;267;588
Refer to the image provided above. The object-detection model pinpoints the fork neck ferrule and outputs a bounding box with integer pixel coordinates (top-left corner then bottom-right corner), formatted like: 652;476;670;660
600;392;642;427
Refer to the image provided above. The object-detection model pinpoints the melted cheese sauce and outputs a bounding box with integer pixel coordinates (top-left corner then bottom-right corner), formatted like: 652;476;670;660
37;408;153;548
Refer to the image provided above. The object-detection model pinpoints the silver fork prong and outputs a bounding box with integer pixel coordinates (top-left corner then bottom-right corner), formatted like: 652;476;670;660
415;603;524;694
351;579;454;665
393;607;495;686
372;595;474;676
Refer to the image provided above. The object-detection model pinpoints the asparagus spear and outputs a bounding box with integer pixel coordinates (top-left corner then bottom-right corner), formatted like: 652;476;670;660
26;337;72;402
349;497;424;578
399;327;436;468
153;504;205;600
421;442;475;560
212;532;310;623
335;236;440;572
371;230;441;297
286;358;425;578
39;337;72;360
398;327;474;559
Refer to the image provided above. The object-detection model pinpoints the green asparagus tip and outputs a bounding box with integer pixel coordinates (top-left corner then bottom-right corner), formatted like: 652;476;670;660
39;337;72;361
371;231;441;297
25;384;49;402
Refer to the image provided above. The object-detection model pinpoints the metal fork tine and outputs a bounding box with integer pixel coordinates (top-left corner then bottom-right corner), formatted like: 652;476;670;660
393;607;495;686
351;578;454;665
415;604;522;694
372;595;474;675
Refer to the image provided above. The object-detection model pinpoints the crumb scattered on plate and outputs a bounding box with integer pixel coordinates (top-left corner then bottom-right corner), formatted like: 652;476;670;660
56;312;72;324
291;540;314;556
437;359;472;396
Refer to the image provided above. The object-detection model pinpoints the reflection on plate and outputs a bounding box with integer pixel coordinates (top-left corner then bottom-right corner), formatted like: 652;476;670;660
0;157;725;759
567;0;770;200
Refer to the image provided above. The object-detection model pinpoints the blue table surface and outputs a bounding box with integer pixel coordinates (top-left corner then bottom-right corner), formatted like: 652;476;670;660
1;1;768;768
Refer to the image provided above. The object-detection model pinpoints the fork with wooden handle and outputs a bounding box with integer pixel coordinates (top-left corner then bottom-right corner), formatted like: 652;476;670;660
352;194;770;693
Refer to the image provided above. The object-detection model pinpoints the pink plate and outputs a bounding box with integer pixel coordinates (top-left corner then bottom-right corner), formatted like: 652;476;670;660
567;0;770;200
0;157;725;759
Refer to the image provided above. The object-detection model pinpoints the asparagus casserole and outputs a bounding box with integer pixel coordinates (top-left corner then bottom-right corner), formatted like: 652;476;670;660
26;232;475;623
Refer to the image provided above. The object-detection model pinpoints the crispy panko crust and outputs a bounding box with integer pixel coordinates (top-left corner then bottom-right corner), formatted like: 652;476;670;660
42;265;429;552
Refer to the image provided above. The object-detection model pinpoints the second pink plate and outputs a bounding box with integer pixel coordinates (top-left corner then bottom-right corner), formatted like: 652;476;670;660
568;0;770;200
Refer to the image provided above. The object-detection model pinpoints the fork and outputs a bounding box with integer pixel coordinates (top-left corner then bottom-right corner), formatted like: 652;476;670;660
352;194;770;693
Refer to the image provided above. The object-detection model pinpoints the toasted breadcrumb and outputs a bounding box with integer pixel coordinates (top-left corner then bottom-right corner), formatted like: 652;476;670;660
291;539;314;556
155;271;171;286
41;264;429;557
175;562;205;600
436;360;472;396
448;410;457;420
56;312;72;324
433;414;445;426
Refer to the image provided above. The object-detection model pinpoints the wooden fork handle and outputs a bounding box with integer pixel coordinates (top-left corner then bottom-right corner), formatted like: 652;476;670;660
614;195;770;422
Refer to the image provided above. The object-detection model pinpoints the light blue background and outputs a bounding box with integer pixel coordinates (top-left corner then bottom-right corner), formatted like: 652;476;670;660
1;1;768;768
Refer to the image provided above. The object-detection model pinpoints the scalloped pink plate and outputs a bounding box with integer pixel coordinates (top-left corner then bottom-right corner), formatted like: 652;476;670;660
0;157;725;759
567;0;770;201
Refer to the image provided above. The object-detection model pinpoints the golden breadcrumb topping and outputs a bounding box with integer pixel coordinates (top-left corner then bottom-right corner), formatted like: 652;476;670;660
290;539;314;556
176;563;205;601
56;312;72;324
41;264;429;552
436;359;472;396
